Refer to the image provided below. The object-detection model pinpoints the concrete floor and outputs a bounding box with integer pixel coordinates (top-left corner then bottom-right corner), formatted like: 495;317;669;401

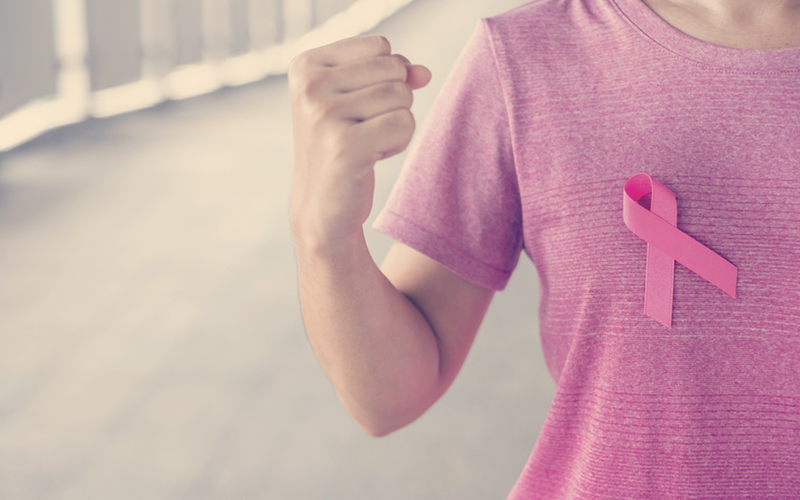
0;0;556;498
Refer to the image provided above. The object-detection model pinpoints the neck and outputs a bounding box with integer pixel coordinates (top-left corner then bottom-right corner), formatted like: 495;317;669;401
642;0;800;49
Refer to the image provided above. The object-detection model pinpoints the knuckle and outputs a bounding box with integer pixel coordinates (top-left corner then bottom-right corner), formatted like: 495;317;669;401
378;81;396;98
392;80;409;95
287;75;305;99
370;35;391;53
287;55;302;76
386;55;408;76
399;108;415;127
308;99;337;125
303;72;326;96
289;49;313;74
287;67;305;95
399;83;413;105
379;81;409;101
387;109;414;132
294;90;340;128
291;70;326;99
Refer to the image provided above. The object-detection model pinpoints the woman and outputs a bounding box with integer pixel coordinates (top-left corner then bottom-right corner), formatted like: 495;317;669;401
288;0;800;497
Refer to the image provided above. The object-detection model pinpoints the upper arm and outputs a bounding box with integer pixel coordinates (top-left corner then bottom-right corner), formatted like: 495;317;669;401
380;240;494;388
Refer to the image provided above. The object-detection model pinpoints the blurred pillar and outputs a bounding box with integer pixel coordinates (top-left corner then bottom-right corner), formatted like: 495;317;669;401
229;0;250;56
142;0;176;76
249;0;282;48
0;0;57;117
282;0;313;41
85;0;142;91
173;0;205;66
315;0;359;27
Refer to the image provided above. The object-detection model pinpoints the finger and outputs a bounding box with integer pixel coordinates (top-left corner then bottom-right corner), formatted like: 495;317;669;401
311;35;391;67
336;81;413;122
330;55;409;93
350;108;415;163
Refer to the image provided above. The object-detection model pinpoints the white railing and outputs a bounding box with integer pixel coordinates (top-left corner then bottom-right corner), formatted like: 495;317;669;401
0;0;415;152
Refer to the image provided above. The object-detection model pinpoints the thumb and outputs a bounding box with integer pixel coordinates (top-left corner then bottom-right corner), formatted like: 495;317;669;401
406;64;432;90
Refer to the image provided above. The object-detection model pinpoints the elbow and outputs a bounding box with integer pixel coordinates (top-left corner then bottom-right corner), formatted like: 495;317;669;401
339;373;444;438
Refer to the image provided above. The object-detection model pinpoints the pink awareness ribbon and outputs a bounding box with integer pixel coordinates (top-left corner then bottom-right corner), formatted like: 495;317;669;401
622;173;737;327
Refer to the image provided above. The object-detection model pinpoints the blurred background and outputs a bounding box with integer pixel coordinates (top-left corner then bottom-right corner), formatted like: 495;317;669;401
0;0;555;498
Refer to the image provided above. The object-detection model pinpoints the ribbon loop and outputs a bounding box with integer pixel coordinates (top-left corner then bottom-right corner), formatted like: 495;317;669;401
623;173;737;327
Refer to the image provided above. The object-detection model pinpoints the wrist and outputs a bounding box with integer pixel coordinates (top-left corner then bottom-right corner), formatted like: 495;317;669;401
291;211;367;262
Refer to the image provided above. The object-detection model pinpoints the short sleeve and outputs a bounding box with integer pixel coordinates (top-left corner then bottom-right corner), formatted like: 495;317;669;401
372;19;522;291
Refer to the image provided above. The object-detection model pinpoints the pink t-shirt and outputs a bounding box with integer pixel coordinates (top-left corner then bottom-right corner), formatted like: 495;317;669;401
374;0;800;497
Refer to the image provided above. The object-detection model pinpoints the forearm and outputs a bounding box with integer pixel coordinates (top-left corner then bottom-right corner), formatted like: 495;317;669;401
287;37;441;435
294;228;443;436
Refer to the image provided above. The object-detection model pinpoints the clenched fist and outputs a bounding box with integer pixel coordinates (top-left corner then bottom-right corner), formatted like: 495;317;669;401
288;35;432;248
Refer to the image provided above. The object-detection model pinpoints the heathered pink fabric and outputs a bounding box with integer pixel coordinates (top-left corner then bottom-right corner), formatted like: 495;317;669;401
373;0;800;497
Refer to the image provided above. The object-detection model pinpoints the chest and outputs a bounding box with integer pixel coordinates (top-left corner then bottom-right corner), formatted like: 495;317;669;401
511;75;800;332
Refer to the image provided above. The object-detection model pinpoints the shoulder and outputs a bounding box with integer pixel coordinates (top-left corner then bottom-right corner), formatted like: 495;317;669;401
486;0;619;30
483;0;624;57
487;0;575;29
479;0;632;96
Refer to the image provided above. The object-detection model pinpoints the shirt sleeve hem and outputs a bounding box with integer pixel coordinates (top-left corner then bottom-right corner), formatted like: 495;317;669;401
372;210;513;292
